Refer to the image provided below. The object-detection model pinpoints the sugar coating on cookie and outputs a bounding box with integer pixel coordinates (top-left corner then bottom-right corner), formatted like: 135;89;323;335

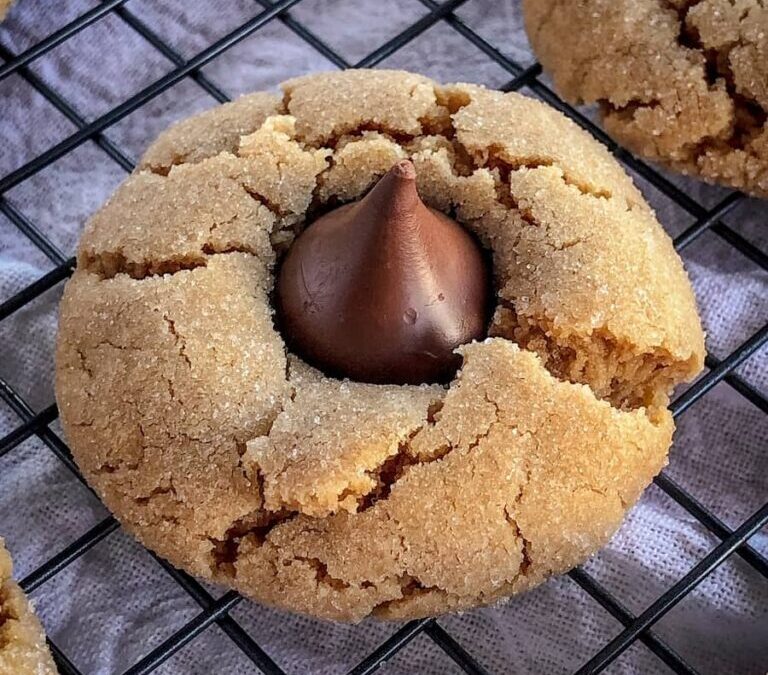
523;0;768;197
56;70;705;621
0;539;58;674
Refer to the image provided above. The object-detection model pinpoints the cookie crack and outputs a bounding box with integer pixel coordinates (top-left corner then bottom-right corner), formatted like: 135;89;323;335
80;250;209;281
357;438;424;512
490;299;683;410
504;505;532;579
0;590;24;643
660;0;703;20
291;556;353;591
357;403;448;513
93;459;140;475
483;147;614;201
488;166;596;249
92;430;146;476
75;348;94;380
240;184;292;220
280;86;293;116
134;482;179;507
503;439;535;585
370;575;447;616
208;502;297;578
81;212;273;282
162;315;192;369
358;394;500;514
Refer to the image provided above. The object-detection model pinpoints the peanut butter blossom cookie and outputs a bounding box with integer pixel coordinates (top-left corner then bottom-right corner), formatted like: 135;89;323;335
0;539;58;674
56;69;705;621
523;0;768;197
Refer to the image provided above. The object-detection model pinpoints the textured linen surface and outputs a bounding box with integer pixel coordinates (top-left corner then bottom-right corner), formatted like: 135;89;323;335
0;1;766;674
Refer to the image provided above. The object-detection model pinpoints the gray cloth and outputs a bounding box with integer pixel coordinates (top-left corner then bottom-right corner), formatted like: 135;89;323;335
1;1;766;673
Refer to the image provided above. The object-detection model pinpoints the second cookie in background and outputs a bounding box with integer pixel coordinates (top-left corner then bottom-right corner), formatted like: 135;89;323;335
523;0;768;198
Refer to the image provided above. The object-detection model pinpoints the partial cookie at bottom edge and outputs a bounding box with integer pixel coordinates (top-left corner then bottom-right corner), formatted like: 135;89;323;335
0;539;58;675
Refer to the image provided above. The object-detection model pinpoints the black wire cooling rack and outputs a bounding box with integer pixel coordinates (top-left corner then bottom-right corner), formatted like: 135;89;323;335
0;1;766;673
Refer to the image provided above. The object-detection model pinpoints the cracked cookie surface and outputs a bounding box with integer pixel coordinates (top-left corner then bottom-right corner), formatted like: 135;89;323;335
523;0;768;197
0;539;58;675
56;69;704;621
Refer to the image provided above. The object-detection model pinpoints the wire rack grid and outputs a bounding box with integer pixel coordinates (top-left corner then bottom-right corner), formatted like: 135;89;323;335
0;1;766;674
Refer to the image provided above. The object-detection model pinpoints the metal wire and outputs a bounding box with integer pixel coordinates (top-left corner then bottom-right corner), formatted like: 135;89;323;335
576;503;768;675
568;568;698;675
0;1;765;673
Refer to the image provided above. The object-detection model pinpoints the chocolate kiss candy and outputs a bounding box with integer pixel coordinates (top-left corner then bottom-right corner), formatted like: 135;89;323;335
276;159;490;385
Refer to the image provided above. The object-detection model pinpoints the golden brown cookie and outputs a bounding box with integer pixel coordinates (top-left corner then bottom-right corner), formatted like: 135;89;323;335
523;0;768;197
55;69;705;621
0;539;58;675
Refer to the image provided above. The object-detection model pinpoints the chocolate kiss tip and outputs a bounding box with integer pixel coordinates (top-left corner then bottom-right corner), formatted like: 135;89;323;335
365;160;421;224
391;159;417;180
276;160;491;386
